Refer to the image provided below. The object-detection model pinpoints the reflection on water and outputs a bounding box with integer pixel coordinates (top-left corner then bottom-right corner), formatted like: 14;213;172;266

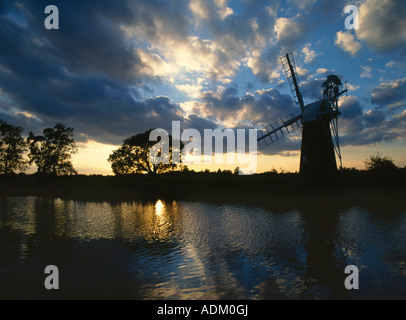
0;196;405;299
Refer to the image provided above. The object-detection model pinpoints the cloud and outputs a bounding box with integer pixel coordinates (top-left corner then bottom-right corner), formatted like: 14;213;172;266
300;79;325;101
385;61;399;69
338;95;406;147
338;97;377;146
296;66;310;79
356;0;406;54
0;10;186;144
180;84;304;156
0;0;288;146
274;14;309;51
122;0;277;86
360;66;373;78
23;0;159;83
0;108;44;136
184;84;299;132
347;83;360;91
370;77;406;110
0;1;193;142
0;0;404;160
247;11;310;83
316;68;329;75
364;109;386;126
335;31;362;57
189;0;211;20
302;43;318;63
214;0;234;20
287;0;318;10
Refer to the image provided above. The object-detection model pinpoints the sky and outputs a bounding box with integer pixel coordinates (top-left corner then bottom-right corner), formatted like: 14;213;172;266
0;0;405;175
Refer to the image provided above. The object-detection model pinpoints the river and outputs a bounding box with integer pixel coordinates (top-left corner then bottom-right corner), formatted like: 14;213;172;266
0;196;405;299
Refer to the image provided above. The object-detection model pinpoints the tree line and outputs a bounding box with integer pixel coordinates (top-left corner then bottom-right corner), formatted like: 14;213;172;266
0;119;77;175
1;118;403;176
0;120;186;176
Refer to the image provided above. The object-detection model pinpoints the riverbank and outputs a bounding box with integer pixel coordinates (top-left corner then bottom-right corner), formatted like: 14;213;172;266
0;171;404;208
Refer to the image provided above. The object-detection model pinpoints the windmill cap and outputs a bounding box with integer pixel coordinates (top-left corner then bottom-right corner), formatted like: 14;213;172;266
322;75;342;87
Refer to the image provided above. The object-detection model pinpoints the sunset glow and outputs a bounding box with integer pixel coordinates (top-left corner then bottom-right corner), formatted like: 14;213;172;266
0;0;405;174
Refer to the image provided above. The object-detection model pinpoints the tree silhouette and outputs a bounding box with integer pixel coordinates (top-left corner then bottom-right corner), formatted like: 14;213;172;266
27;123;78;175
108;129;181;175
364;152;398;172
0;119;27;174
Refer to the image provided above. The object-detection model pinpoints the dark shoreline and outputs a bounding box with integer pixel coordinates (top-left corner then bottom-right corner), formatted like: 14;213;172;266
0;172;404;211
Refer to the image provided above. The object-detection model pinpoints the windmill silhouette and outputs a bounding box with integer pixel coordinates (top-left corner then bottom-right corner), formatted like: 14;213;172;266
258;53;347;176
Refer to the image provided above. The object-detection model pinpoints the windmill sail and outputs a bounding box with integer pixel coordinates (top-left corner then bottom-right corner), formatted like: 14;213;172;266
258;113;302;149
280;53;305;111
258;52;347;176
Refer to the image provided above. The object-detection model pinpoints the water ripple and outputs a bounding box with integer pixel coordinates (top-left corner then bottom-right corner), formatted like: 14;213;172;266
1;197;406;299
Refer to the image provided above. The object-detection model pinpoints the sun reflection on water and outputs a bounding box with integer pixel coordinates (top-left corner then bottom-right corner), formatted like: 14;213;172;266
155;199;165;216
3;196;406;299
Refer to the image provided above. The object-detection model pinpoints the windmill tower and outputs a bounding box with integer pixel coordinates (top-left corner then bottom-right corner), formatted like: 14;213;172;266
257;53;347;176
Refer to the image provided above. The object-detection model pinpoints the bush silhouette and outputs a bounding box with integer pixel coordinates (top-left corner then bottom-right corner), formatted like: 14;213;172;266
364;152;398;173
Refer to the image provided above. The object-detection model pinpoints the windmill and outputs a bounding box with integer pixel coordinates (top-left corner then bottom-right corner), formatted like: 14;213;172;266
257;53;347;176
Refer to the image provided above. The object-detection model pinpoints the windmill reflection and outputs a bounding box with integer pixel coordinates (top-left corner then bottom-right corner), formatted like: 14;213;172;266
1;196;405;299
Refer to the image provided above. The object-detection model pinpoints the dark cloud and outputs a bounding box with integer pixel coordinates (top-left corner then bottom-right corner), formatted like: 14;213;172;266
21;0;154;83
300;79;324;101
364;109;386;126
183;114;218;132
0;109;44;136
253;89;298;124
357;0;406;55
0;0;190;144
370;78;406;110
340;97;363;120
186;85;301;156
338;96;406;147
339;97;365;138
195;86;298;129
0;0;404;160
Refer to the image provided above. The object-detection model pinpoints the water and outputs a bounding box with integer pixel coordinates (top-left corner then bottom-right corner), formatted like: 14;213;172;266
0;196;405;300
